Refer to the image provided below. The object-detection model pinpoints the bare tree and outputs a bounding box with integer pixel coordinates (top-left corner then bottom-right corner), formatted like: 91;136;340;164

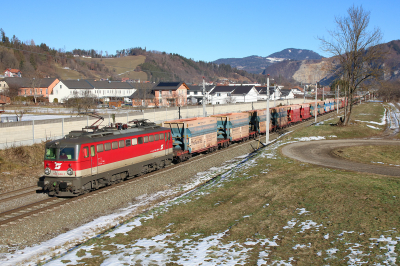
63;90;98;114
319;5;385;125
225;95;236;104
2;83;20;100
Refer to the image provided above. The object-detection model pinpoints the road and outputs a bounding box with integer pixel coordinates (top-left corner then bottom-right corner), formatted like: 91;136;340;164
281;139;400;177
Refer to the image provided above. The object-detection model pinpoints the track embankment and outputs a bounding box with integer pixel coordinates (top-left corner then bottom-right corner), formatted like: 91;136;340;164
281;139;400;177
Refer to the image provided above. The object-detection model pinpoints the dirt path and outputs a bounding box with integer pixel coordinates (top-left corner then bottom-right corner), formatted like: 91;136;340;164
281;139;400;177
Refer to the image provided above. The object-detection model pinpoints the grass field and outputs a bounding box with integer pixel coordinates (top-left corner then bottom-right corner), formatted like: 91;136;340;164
54;65;85;80
80;55;147;80
44;102;400;265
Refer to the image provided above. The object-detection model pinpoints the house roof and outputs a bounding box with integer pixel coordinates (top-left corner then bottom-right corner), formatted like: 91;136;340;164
211;85;256;95
128;89;155;99
231;86;255;95
61;80;94;89
5;77;57;88
211;86;235;93
255;86;276;94
5;68;22;73
153;82;189;91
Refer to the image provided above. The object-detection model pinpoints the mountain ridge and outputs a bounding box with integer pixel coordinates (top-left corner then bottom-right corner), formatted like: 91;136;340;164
213;48;323;74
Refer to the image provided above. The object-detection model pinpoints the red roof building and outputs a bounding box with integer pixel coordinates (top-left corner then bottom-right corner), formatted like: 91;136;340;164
4;68;22;78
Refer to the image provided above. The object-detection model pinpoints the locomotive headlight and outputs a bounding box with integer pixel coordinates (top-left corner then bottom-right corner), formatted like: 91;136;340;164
44;167;51;175
67;168;73;176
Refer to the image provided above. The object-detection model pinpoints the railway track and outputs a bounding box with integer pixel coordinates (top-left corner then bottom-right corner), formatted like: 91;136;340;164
0;109;341;227
0;186;40;202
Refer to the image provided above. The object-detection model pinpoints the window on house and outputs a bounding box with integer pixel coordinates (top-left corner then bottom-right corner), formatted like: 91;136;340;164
60;85;62;89
159;98;162;103
194;91;198;95
169;90;172;94
217;93;221;96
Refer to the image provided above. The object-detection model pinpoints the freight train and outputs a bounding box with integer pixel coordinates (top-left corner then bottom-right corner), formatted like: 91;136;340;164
38;97;348;197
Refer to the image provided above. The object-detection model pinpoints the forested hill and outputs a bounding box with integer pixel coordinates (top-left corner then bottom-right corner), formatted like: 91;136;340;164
0;29;267;84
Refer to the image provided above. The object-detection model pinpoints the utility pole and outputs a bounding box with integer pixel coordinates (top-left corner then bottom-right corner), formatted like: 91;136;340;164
337;85;339;114
202;77;207;117
315;82;318;123
266;75;270;143
303;85;306;103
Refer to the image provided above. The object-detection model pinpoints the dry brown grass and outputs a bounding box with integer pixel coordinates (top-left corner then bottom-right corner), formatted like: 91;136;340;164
333;145;400;166
60;102;400;264
0;143;44;192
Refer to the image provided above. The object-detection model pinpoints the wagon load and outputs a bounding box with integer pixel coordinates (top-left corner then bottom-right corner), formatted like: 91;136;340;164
245;109;270;134
317;101;325;114
300;103;311;120
212;112;249;142
163;117;218;153
276;106;289;128
287;105;301;124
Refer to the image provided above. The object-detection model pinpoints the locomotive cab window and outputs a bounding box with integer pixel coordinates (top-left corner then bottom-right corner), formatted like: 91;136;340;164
45;148;56;160
60;147;75;160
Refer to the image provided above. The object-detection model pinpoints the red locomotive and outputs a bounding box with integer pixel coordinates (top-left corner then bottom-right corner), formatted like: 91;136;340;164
38;119;173;197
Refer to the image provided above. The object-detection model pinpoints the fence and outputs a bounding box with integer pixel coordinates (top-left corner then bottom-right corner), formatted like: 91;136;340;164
0;99;309;149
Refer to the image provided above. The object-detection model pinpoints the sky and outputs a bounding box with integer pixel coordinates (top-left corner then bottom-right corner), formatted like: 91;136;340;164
1;0;399;62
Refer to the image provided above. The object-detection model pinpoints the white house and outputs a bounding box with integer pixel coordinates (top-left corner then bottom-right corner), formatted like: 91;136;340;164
50;80;136;103
4;68;22;78
255;86;282;101
209;85;258;105
280;89;295;99
186;85;215;104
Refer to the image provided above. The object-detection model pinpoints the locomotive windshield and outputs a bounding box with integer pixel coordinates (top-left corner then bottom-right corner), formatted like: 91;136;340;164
45;147;75;160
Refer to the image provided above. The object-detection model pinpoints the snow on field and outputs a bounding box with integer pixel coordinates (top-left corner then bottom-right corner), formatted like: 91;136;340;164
388;103;400;129
1;104;397;265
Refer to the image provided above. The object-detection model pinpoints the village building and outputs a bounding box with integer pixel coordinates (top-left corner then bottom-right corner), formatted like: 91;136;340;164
50;80;136;103
186;85;215;105
152;82;189;107
209;85;258;105
4;77;59;101
255;86;281;101
4;68;22;77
